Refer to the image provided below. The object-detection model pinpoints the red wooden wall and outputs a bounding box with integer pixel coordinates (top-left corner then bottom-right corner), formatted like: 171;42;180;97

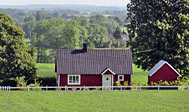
148;64;180;84
59;74;131;86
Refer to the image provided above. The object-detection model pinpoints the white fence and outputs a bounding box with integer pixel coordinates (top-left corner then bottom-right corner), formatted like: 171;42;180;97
0;86;189;91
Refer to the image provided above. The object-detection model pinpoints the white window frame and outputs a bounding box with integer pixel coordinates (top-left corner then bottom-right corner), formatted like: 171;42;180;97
68;75;81;85
118;75;124;81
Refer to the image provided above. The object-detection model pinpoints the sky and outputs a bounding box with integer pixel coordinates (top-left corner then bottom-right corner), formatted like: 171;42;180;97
0;0;130;6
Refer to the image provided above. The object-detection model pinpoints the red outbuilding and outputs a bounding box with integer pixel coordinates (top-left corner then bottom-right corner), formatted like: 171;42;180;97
147;60;182;85
55;43;133;87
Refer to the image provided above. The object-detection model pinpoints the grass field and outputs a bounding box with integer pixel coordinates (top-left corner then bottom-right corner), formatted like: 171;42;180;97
0;91;188;112
132;64;148;85
36;63;56;77
36;63;148;84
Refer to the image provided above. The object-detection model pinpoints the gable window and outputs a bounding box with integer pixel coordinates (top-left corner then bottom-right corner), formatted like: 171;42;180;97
68;75;80;85
118;75;124;81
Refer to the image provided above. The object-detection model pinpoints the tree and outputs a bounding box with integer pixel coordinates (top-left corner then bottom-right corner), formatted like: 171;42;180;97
23;16;36;39
86;24;108;48
0;13;37;81
35;10;51;21
31;18;65;63
89;14;119;34
111;16;124;26
127;0;189;75
62;20;87;49
113;26;122;39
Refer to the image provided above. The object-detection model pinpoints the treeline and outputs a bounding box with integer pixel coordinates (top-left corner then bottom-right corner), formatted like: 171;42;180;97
31;15;128;63
0;8;130;63
0;8;129;38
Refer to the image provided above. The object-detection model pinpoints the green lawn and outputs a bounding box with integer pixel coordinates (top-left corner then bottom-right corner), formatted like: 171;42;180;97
36;63;56;77
0;91;188;112
132;64;148;85
36;63;148;84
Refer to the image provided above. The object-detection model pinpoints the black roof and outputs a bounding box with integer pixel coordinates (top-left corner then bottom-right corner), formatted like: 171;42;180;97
56;49;133;75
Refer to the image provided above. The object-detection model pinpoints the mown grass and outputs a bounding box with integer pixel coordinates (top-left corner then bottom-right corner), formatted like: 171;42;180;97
36;63;56;77
132;64;148;85
0;91;188;112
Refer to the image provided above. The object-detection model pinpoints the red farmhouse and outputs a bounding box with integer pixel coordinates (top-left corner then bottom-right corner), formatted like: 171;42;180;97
147;60;182;85
55;43;133;87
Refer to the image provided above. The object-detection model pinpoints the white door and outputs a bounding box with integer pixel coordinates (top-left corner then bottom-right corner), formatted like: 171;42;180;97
103;75;112;87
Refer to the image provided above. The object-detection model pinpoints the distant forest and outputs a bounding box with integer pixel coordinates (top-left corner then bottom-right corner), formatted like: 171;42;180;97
0;6;129;63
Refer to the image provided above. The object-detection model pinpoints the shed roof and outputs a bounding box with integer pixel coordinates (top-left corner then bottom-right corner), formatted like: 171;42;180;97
56;49;133;75
147;60;181;76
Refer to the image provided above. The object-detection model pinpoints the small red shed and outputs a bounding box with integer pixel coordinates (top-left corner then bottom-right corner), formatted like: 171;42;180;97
147;60;182;85
55;43;133;87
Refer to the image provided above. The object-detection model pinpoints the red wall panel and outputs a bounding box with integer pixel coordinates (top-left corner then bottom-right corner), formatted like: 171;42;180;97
149;64;180;84
60;74;131;86
60;74;102;86
113;75;131;86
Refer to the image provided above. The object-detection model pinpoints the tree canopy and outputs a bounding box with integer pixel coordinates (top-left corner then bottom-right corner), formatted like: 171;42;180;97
0;13;37;81
127;0;189;75
90;14;119;34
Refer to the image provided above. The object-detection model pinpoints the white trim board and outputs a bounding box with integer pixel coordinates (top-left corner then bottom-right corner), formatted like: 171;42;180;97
67;75;81;85
101;68;115;75
118;75;124;81
147;60;181;77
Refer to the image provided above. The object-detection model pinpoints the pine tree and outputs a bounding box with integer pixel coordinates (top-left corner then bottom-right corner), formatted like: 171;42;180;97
113;26;122;39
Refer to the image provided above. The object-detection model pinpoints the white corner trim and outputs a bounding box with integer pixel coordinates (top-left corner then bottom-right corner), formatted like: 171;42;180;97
147;60;181;77
58;74;60;87
101;68;115;75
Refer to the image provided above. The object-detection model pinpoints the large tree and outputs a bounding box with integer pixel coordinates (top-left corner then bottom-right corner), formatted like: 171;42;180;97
0;13;37;81
31;18;65;63
127;0;189;75
89;14;119;34
86;24;108;48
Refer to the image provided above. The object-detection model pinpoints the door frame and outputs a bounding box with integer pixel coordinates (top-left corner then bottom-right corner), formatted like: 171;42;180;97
102;75;114;87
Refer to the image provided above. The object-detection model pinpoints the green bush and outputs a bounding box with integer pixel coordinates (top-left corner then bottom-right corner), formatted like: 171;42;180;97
28;79;42;91
16;77;27;87
95;87;101;91
1;79;17;87
84;88;89;91
123;81;128;86
16;77;27;91
116;81;121;86
37;76;57;86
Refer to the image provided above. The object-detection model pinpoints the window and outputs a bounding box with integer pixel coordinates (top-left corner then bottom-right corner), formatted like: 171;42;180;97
118;75;124;81
68;75;80;85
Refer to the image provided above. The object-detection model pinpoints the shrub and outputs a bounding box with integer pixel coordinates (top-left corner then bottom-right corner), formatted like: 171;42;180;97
38;77;56;86
16;77;27;87
95;87;101;91
84;88;89;91
116;81;121;86
123;81;128;86
28;79;42;90
1;79;17;87
16;77;27;91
